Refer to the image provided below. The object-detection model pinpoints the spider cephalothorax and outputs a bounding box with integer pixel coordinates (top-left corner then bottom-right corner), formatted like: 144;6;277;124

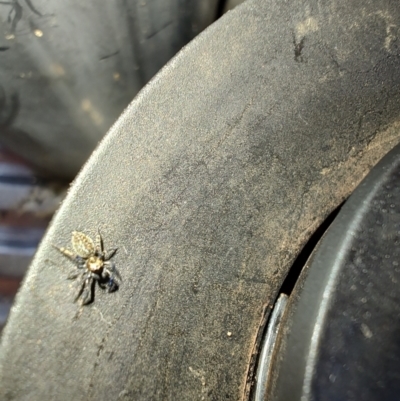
54;231;120;305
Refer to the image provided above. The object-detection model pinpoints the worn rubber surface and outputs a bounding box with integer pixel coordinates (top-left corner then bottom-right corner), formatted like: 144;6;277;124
1;0;400;399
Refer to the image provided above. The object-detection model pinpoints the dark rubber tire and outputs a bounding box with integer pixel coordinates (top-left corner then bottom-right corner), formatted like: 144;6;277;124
1;0;400;400
0;0;219;178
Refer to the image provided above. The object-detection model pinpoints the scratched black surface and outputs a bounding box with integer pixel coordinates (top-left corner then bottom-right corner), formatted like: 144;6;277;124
0;0;218;178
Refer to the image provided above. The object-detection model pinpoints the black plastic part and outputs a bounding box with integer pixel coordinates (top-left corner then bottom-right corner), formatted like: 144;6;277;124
269;143;400;401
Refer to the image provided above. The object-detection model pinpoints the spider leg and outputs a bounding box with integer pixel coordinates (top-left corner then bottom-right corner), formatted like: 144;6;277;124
102;264;119;293
53;244;76;261
104;260;122;281
91;273;101;281
74;272;88;302
94;270;108;289
53;245;85;270
67;270;80;280
80;273;97;305
95;229;104;256
104;248;118;261
106;276;118;293
53;244;69;257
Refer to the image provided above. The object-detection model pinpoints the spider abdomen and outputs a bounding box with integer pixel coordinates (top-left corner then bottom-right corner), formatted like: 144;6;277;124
71;231;95;258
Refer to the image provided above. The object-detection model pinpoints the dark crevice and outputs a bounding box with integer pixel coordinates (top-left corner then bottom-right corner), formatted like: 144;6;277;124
216;0;228;19
145;20;173;40
246;200;346;400
99;50;119;61
293;33;305;62
122;0;146;87
280;200;346;296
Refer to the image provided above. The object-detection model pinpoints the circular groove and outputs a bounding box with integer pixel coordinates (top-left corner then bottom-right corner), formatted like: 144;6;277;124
269;142;400;401
254;293;288;401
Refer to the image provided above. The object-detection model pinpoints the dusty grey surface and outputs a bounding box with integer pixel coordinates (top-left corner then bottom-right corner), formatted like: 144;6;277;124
0;0;400;399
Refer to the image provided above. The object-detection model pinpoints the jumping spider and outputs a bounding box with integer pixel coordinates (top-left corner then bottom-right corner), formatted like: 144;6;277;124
54;231;120;305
